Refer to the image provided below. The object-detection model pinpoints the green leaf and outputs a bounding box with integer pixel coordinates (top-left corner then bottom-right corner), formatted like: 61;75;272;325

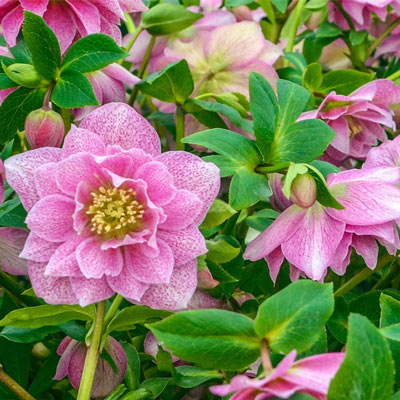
148;309;260;370
28;353;59;397
173;366;222;388
245;208;279;231
0;86;46;144
142;4;203;36
136;60;193;104
319;70;375;95
200;199;237;229
206;235;241;264
349;31;368;46
108;306;172;333
316;22;341;38
22;11;61;80
51;69;99;108
122;342;141;391
326;296;349;343
0;305;95;328
0;73;18;89
271;0;289;13
328;314;394;400
255;281;334;353
62;34;128;73
305;0;328;9
0;326;61;343
140;378;170;397
303;63;322;92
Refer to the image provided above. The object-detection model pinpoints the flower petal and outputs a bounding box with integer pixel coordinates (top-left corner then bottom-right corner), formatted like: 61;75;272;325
62;126;106;158
352;235;378;269
70;275;114;307
0;228;28;275
20;233;59;262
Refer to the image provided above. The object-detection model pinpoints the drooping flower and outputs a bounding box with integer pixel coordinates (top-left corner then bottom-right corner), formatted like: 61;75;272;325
244;167;400;281
210;350;345;400
0;0;147;53
0;228;29;275
54;335;127;399
363;134;400;169
299;79;400;164
6;102;220;309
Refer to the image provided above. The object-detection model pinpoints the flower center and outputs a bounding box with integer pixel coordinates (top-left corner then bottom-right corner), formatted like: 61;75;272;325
345;116;363;138
86;186;144;239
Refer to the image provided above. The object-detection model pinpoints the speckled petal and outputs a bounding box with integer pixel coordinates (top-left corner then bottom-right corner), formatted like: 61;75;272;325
0;228;28;275
20;233;59;262
70;275;114;307
62;126;106;158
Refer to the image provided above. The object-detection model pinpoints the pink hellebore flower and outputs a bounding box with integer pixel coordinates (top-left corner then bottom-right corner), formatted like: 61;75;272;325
210;350;345;400
55;336;127;399
5;102;220;309
160;21;281;98
328;0;395;30
0;0;147;53
244;167;400;281
0;228;29;275
299;79;400;164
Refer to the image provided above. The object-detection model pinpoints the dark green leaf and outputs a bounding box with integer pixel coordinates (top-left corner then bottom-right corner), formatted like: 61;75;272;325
140;378;170;397
173;366;221;388
327;296;349;343
303;63;322;92
0;326;60;343
28;353;59;397
122;342;141;391
319;70;375;95
0;73;18;89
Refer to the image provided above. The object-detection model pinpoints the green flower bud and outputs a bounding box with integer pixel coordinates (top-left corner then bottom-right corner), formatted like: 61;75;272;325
290;173;317;209
3;63;42;88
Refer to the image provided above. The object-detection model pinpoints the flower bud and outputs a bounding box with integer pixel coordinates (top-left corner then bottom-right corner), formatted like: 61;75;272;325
25;108;64;149
269;173;292;212
55;336;127;399
289;173;317;209
3;63;42;88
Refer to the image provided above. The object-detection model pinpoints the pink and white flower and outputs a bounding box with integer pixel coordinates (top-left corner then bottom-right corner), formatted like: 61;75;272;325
210;350;345;400
5;102;220;309
244;167;400;281
55;335;127;399
0;0;147;53
299;79;400;164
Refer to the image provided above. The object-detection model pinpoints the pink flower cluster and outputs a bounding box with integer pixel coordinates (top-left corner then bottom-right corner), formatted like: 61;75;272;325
5;102;220;309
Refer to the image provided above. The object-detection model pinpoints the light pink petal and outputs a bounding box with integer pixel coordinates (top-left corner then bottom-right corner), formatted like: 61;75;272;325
20;233;59;262
76;237;123;279
80;103;161;156
118;0;147;12
364;136;400;169
45;236;83;277
265;247;285;284
54;338;79;380
329;118;350;154
346;222;398;245
2;5;23;47
244;206;306;261
62;126;106;158
187;290;220;309
29;261;78;305
286;353;345;394
20;0;48;14
70;275;114;307
57;336;73;356
195;10;236;31
329;232;352;275
100;15;122;45
352;235;378;269
372;79;400;105
65;0;100;35
156;152;220;225
157;226;207;266
125;240;174;284
26;195;75;242
4;148;62;211
139;260;198;310
34;162;64;198
0;159;5;204
134;161;176;207
0;228;28;275
328;166;400;186
159;189;202;231
281;204;345;281
103;63;140;86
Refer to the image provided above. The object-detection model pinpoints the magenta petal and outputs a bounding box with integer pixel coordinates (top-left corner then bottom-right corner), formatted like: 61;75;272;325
352;235;378;269
0;228;28;275
156;152;220;225
65;0;100;35
187;290;220;309
125;240;174;284
26;195;75;242
34;162;64;198
54;338;79;380
76;237;123;279
2;6;23;47
159;189;202;231
281;204;345;281
139;260;197;310
265;247;285;284
70;275;114;307
20;233;59;262
157;226;207;266
57;336;73;356
80;103;161;156
5;147;62;211
329;232;352;275
29;261;78;305
62;126;106;158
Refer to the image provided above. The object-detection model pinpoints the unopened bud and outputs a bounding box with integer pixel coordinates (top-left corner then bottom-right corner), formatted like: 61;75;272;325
3;63;42;88
25;108;64;149
290;173;317;208
32;342;51;359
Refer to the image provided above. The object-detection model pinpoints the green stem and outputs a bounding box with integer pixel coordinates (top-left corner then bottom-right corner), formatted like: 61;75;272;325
103;295;124;329
256;162;291;174
332;0;355;31
77;302;106;400
129;35;156;106
175;106;185;151
0;271;40;307
60;108;71;134
124;12;136;34
0;367;36;400
387;68;400;81
369;18;400;57
124;25;143;53
334;255;393;297
260;339;273;374
285;0;307;54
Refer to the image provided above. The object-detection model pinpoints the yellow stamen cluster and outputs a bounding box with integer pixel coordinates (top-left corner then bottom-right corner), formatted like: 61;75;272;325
86;186;144;239
346;116;363;138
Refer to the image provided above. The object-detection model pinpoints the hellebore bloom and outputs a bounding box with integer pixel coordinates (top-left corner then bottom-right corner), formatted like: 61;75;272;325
160;21;281;98
363;133;400;170
0;228;29;275
0;159;4;204
210;350;345;400
6;102;220;309
55;336;127;399
25;108;65;149
0;0;147;53
299;79;400;164
244;167;400;281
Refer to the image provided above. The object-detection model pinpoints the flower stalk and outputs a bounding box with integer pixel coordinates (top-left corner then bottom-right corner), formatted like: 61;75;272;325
175;106;185;151
0;366;36;400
